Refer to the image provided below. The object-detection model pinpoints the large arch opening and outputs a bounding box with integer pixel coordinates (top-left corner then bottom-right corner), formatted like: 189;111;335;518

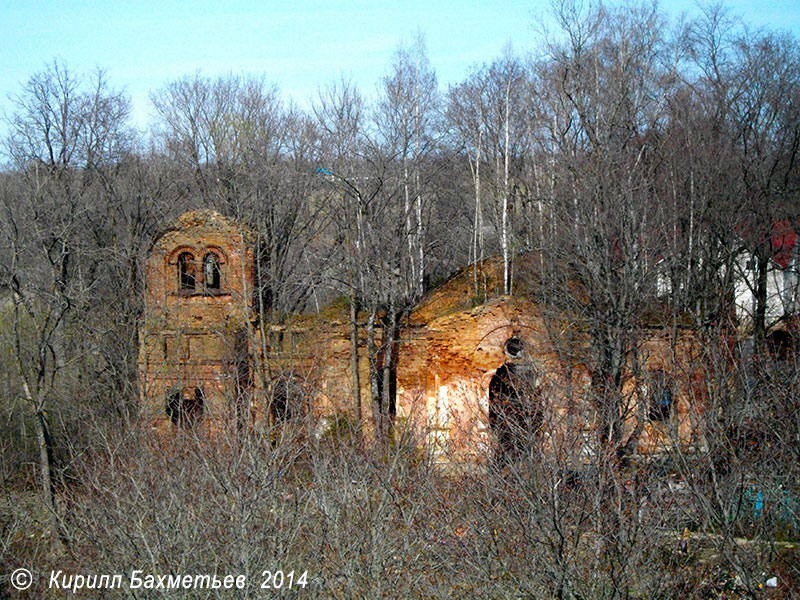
488;362;542;462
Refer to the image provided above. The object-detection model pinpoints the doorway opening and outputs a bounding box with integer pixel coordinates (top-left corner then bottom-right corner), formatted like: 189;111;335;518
488;362;541;462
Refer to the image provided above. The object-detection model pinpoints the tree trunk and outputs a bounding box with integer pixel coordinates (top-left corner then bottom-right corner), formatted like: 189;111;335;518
753;246;770;345
502;77;511;295
19;373;64;549
349;289;361;428
34;408;56;516
471;126;483;298
381;304;398;443
365;309;382;448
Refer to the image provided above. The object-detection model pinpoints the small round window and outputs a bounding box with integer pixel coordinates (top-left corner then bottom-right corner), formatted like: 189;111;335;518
504;337;524;359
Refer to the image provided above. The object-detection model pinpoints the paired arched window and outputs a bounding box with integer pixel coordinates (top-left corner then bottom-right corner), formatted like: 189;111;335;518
174;248;224;294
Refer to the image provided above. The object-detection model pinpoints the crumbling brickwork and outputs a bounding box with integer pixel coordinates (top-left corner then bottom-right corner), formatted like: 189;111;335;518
138;210;255;432
139;211;706;462
394;274;705;463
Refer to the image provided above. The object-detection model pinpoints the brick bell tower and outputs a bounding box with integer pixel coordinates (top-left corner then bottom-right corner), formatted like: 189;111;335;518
138;210;255;432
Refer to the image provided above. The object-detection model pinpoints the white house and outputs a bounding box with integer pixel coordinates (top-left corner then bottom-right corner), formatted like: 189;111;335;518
733;220;799;333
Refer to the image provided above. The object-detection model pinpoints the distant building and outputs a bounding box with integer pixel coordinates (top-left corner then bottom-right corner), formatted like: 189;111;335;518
139;210;708;461
733;219;799;333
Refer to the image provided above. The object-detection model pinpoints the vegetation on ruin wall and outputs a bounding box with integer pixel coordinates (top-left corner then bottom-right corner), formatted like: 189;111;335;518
1;0;799;596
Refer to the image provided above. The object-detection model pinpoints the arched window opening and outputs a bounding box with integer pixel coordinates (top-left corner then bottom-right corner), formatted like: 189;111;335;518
647;370;673;422
488;363;541;462
203;252;221;291
178;252;195;292
166;387;204;428
270;377;305;424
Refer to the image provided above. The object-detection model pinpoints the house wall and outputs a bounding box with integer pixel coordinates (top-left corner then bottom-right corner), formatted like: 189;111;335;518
396;296;554;461
255;317;382;431
733;249;799;331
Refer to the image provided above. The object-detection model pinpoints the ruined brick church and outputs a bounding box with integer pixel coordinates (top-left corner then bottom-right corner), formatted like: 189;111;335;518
138;210;704;461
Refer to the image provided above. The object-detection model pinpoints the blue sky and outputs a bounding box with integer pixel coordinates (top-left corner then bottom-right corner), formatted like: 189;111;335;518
2;0;799;136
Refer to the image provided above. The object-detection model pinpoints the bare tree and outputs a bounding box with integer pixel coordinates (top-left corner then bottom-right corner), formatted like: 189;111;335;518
1;60;132;541
447;68;489;296
375;33;441;301
531;0;683;458
312;76;371;429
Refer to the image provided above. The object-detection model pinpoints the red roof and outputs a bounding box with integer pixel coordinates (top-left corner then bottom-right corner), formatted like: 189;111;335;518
771;219;797;269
